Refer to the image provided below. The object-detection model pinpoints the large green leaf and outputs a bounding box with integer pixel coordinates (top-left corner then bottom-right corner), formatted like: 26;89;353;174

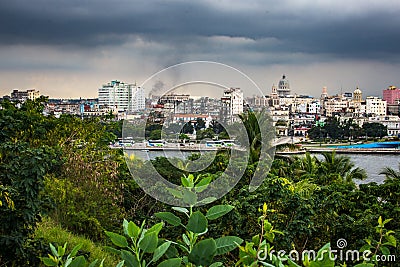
188;238;217;266
105;231;129;248
123;219;140;239
181;176;192;187
155;212;181;226
206;205;234;220
186;211;208;233
41;257;57;266
195;176;212;192
69;243;83;258
309;243;334;267
157;258;181;267
209;262;223;267
138;232;158;253
49;243;58;257
69;256;87;267
121;250;139;267
64;258;72;267
146;222;163;236
215;236;243;255
152;241;172;263
172;207;189;215
183;189;198;206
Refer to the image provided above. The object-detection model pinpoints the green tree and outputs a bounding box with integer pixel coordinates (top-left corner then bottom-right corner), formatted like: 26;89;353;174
362;122;387;138
196;128;215;140
179;133;190;142
0;98;62;265
210;120;224;134
181;122;194;134
148;129;162;140
194;118;206;131
0;143;61;265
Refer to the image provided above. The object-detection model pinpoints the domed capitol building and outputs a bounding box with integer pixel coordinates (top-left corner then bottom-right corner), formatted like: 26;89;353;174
277;74;291;97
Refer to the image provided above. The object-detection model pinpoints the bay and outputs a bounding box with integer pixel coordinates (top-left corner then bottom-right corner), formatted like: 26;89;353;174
127;150;398;185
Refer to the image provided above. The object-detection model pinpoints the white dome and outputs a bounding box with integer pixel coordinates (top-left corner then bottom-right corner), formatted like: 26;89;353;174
354;87;362;94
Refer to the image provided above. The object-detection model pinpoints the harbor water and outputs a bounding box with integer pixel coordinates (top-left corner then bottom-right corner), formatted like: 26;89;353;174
127;149;398;185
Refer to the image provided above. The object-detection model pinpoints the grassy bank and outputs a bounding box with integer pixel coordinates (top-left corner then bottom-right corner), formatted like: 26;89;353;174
34;217;120;266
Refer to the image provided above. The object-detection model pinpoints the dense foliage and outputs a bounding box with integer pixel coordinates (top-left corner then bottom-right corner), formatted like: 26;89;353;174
307;117;387;141
0;100;399;266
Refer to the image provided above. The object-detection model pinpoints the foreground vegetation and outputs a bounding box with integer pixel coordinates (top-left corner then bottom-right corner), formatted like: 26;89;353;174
0;99;399;266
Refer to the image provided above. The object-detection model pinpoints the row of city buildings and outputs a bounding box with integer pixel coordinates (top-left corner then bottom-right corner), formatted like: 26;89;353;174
2;76;400;137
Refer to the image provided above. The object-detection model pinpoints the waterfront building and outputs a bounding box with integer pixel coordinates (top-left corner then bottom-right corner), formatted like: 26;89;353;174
172;114;213;127
387;99;400;116
98;80;145;112
369;115;400;136
383;85;400;105
366;96;387;116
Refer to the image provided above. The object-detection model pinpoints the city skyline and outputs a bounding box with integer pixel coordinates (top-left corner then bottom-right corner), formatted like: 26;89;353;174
0;0;399;98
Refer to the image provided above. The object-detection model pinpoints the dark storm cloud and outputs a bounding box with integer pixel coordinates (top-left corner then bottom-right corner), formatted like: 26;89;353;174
0;0;400;60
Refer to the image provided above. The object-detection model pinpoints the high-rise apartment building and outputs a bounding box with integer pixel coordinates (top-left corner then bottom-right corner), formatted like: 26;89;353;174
221;88;243;122
98;80;145;112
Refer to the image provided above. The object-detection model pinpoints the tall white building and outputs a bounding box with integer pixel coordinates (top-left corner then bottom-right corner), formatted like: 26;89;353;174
323;96;349;117
98;80;145;112
366;96;387;116
307;101;321;114
221;88;243;122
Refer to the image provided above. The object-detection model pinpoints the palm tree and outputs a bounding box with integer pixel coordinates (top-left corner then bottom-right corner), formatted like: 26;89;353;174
380;163;400;182
236;109;275;164
292;179;320;199
269;158;294;178
292;152;320;181
318;151;367;185
379;164;400;206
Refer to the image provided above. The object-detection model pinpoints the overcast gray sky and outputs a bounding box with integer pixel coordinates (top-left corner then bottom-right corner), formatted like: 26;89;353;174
0;0;399;98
